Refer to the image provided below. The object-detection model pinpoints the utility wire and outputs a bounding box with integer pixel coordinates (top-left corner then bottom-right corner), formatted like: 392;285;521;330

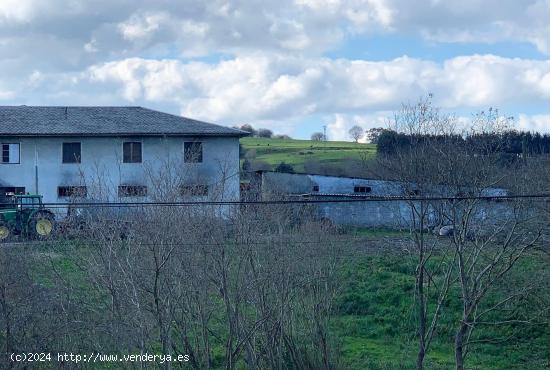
1;237;407;248
1;193;549;208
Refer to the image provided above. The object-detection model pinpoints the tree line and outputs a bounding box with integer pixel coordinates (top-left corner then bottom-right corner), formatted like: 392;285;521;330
377;128;550;158
234;124;291;139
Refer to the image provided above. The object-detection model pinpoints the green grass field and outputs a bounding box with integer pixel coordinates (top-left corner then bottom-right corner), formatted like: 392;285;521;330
333;252;549;370
23;238;549;370
240;137;376;173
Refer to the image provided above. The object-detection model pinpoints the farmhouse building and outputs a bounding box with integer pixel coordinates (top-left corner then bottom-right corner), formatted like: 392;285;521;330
0;106;246;206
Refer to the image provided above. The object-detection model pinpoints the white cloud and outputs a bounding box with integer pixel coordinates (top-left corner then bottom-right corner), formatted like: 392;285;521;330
1;0;550;137
118;12;168;41
82;54;550;125
0;0;85;24
0;0;37;23
327;114;348;141
517;114;550;133
180;20;209;38
2;0;550;85
84;38;99;53
269;19;311;50
2;51;550;135
295;0;394;31
0;76;15;100
0;90;14;100
382;1;528;43
327;112;389;141
27;71;43;87
89;58;186;102
293;0;550;56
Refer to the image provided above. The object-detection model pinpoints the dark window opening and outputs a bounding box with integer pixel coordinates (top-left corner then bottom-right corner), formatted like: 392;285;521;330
58;186;87;198
118;185;148;197
180;184;208;196
0;187;25;196
184;142;203;163
1;143;20;164
62;142;81;163
0;187;25;209
312;185;320;192
354;186;371;193
2;145;9;163
123;142;142;163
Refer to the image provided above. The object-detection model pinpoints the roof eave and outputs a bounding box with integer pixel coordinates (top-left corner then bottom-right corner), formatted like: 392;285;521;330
0;132;248;138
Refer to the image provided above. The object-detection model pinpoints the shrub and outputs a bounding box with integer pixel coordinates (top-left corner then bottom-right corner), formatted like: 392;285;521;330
258;128;273;138
239;124;257;136
274;161;294;173
249;160;272;171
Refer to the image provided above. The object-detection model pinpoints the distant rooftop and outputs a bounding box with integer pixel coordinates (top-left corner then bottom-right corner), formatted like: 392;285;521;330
0;106;247;137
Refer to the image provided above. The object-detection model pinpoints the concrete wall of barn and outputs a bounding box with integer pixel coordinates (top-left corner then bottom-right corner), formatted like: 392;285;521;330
0;136;240;209
258;172;514;228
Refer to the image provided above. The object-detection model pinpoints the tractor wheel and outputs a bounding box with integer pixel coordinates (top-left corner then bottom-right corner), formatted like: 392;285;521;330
0;221;12;242
29;212;55;239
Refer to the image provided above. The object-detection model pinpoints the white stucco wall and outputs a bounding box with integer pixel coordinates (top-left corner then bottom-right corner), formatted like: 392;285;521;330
0;136;240;207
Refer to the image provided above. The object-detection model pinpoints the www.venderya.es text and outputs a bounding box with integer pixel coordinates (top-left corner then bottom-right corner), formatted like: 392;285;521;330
10;352;190;364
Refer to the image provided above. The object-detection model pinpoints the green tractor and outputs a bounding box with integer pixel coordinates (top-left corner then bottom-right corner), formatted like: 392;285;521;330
0;194;56;242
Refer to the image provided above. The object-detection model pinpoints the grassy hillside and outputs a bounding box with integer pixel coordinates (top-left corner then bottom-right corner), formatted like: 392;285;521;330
333;252;549;369
240;137;376;174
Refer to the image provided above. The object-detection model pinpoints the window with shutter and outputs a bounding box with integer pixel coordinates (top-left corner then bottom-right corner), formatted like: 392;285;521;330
123;142;142;163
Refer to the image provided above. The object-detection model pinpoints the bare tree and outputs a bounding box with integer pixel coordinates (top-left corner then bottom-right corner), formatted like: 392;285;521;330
0;246;84;369
348;125;364;143
374;97;458;370
311;132;325;141
439;113;549;370
375;97;550;370
448;198;546;369
74;157;343;370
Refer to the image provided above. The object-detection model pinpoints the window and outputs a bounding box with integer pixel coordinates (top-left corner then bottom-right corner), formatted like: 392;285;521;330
184;142;203;163
1;143;20;164
62;142;81;163
180;184;208;196
118;185;148;197
407;189;420;196
312;185;320;192
0;187;25;196
123;142;142;163
0;187;24;209
354;186;372;193
20;196;40;209
58;186;87;198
